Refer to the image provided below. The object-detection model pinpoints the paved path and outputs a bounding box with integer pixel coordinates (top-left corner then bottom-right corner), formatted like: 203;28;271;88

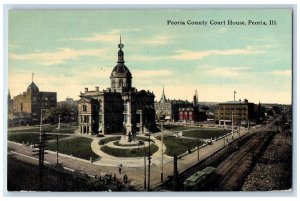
90;134;172;168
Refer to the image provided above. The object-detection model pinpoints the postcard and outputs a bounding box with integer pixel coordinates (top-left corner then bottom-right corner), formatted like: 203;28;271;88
7;9;293;192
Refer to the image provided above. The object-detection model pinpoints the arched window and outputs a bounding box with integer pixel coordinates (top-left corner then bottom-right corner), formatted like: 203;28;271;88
112;80;116;88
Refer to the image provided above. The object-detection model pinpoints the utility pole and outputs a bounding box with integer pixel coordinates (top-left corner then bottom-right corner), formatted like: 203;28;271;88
173;154;178;191
147;133;151;191
161;121;164;182
144;143;146;190
32;107;51;190
56;115;60;166
197;138;200;161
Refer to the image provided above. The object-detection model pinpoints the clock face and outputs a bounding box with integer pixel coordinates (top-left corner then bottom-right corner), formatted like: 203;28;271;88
118;43;124;49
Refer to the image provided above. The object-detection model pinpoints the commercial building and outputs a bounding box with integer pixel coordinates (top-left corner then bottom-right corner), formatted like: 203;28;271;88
78;38;156;135
214;99;256;125
8;81;57;125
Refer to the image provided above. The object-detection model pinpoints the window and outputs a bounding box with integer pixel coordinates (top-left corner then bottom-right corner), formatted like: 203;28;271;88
99;115;102;123
119;79;123;87
123;102;127;112
99;100;102;111
83;105;87;112
20;103;23;112
84;116;88;123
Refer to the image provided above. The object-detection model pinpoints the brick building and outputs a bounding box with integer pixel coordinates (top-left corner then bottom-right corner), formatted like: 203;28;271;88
214;99;256;125
9;81;57;125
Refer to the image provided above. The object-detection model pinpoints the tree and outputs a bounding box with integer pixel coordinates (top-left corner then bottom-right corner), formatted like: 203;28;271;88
44;103;78;124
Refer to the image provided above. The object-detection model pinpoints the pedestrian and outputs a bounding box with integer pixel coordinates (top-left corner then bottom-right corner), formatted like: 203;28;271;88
123;174;128;183
119;167;122;174
113;173;116;181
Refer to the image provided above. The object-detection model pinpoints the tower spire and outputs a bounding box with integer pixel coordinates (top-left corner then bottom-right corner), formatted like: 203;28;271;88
117;36;124;63
32;72;34;83
160;85;167;103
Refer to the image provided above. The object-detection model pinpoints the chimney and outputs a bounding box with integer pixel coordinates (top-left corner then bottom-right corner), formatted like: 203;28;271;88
84;88;88;93
95;86;99;92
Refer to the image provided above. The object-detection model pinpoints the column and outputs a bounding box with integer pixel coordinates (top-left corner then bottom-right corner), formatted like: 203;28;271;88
89;115;92;134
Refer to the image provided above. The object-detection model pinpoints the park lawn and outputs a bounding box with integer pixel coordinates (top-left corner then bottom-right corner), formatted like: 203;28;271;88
99;136;121;144
8;132;70;145
8;125;77;134
164;126;196;132
47;137;99;160
157;136;205;156
183;129;230;139
100;144;159;157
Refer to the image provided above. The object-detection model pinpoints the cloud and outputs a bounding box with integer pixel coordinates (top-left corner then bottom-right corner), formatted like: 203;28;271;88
134;69;173;79
9;48;105;65
72;33;120;42
172;47;266;60
271;69;291;76
142;35;174;46
200;66;252;78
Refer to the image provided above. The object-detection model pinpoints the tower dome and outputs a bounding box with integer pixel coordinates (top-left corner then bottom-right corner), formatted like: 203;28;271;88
110;36;132;92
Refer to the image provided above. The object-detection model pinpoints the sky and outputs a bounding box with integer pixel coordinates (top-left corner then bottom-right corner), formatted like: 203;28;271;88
8;9;292;104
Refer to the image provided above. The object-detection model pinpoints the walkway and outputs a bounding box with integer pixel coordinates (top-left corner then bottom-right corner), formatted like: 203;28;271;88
90;134;173;168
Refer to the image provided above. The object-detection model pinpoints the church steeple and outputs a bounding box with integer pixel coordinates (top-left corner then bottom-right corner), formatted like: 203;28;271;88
160;86;167;103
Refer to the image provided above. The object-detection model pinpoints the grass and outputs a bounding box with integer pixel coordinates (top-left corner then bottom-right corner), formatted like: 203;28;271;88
113;141;140;147
47;137;99;160
8;124;77;145
8;125;77;134
164;126;196;131
99;136;121;145
100;144;159;157
157;136;205;156
8;132;70;145
183;129;230;139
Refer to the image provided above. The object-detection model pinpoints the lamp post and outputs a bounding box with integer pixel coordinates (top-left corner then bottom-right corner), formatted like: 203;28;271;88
147;132;151;191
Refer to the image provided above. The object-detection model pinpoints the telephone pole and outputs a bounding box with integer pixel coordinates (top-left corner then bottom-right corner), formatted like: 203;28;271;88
147;133;151;191
161;121;164;182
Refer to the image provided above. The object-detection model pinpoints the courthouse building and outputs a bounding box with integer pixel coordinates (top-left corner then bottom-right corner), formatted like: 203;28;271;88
78;39;156;135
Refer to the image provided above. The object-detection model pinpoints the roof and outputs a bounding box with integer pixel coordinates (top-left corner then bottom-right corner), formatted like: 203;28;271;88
184;167;216;185
110;63;132;78
27;82;39;92
220;100;249;105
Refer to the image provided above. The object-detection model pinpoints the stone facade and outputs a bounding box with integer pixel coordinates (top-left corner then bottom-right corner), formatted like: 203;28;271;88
9;82;57;124
78;39;156;135
154;87;193;122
